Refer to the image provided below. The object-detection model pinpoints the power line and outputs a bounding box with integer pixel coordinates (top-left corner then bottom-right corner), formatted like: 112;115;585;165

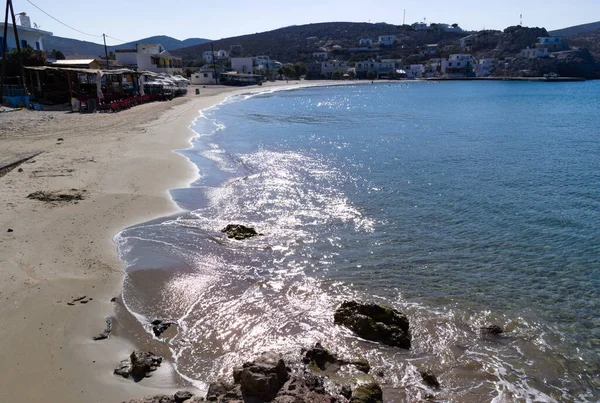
25;0;101;37
105;34;128;44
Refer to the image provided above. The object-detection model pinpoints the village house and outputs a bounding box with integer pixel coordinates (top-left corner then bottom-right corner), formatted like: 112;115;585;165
422;44;439;55
407;64;425;78
231;57;254;74
358;38;373;46
460;35;474;51
378;35;397;46
312;52;328;60
354;60;396;78
190;67;219;85
321;60;349;78
520;47;549;59
536;37;567;52
412;22;429;31
442;54;474;77
202;49;229;63
0;15;52;57
475;58;496;77
115;43;183;73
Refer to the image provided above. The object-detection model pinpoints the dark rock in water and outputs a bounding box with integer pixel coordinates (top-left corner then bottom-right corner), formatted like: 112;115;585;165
221;224;259;240
151;319;173;337
110;297;117;302
340;384;352;399
174;390;194;402
7;228;13;233
350;382;383;403
114;350;163;381
302;342;339;370
93;317;112;340
18;168;23;172
334;301;411;349
232;353;289;401
351;358;370;374
420;369;440;388
480;325;504;335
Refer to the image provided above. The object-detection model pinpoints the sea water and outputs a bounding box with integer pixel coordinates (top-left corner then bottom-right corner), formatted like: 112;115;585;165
116;81;600;401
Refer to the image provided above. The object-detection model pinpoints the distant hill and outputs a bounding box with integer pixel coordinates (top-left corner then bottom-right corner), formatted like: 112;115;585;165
172;22;466;63
549;21;600;37
43;35;211;57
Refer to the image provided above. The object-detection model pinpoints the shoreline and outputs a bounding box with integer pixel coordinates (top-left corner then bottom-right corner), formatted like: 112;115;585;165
0;80;350;403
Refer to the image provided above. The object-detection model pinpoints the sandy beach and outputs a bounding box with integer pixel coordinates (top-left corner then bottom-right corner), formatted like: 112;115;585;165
0;81;311;402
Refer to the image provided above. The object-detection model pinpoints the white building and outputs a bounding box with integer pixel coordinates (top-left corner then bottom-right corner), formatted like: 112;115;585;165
358;38;373;46
520;47;548;59
0;16;52;57
536;37;566;52
378;35;397;46
312;52;328;60
442;54;474;76
115;43;183;73
422;44;439;55
202;49;229;63
407;64;425;78
460;35;474;50
231;57;254;74
412;22;429;31
320;60;349;78
475;58;496;77
355;60;396;78
191;67;219;84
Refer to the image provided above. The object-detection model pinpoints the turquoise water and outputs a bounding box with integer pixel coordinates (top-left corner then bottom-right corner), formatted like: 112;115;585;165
117;81;600;401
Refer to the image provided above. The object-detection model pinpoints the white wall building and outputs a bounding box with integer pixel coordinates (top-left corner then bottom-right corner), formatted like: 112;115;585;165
312;52;328;60
407;64;425;78
358;38;373;46
520;47;548;59
115;43;183;73
191;68;219;84
231;57;254;74
442;54;474;76
320;60;349;78
202;49;229;63
412;22;429;31
476;58;496;77
0;17;52;57
378;35;397;46
536;36;566;52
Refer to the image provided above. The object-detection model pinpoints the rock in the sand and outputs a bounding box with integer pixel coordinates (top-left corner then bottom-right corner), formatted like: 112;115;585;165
7;228;13;232
480;325;504;335
221;224;259;240
420;369;440;388
334;301;411;349
93;317;112;340
151;319;173;337
204;380;241;401
350;382;383;403
114;351;163;380
122;395;175;403
174;390;194;402
232;353;289;401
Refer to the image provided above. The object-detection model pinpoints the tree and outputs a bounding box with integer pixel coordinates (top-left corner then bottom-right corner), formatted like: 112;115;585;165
50;49;65;60
366;70;377;80
452;23;459;29
331;70;342;80
293;62;307;79
3;47;46;77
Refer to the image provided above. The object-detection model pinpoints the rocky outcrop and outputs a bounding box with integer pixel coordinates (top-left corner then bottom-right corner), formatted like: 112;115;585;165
349;382;383;403
499;48;600;79
334;301;411;349
114;351;163;381
232;353;289;401
221;224;260;240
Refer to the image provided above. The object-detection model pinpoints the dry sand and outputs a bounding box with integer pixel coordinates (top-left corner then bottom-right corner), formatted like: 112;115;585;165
0;81;323;402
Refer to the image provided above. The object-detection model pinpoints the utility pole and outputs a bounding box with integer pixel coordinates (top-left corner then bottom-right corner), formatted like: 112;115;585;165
1;0;27;102
103;33;109;69
403;9;406;26
210;42;218;85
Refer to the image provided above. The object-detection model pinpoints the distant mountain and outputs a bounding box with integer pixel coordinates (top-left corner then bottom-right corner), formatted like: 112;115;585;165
172;22;466;63
43;35;211;57
549;21;600;37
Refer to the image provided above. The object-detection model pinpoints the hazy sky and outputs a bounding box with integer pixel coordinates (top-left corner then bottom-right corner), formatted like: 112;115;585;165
15;0;600;46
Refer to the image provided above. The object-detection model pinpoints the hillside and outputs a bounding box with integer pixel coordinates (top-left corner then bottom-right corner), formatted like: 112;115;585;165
43;35;211;57
172;22;466;63
549;21;600;37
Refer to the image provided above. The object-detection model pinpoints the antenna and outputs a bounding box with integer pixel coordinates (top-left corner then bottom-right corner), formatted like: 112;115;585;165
403;9;406;25
520;14;523;26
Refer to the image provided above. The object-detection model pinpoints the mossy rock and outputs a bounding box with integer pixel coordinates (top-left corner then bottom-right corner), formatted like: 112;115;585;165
350;382;383;403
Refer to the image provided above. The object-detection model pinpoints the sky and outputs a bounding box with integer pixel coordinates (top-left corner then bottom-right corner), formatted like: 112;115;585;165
14;0;600;46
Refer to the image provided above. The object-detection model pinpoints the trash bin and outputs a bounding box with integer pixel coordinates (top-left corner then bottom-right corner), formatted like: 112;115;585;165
195;88;200;95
